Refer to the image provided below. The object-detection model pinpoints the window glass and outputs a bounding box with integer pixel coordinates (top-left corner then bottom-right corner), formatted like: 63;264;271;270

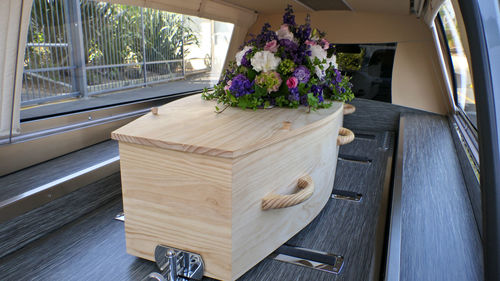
21;0;233;120
439;1;477;127
335;43;396;103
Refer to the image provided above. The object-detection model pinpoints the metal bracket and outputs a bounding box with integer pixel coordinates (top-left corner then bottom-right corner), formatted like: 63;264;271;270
142;245;204;281
331;189;362;202
270;244;344;274
114;212;125;222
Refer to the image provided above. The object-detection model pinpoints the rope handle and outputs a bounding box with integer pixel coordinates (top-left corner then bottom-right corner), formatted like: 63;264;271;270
337;127;355;146
262;175;314;210
343;104;356;115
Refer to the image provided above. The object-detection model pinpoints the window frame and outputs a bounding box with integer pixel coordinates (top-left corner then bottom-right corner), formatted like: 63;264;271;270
435;10;479;169
436;11;478;132
456;0;500;278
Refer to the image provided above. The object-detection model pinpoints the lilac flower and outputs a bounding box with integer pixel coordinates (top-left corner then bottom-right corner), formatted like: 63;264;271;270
229;74;255;97
293;66;310;84
283;5;296;26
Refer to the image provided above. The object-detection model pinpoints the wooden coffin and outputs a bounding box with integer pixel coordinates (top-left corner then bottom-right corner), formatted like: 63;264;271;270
111;94;344;281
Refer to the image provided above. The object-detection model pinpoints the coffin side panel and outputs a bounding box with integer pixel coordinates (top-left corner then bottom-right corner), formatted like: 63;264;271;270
231;111;343;280
118;142;233;280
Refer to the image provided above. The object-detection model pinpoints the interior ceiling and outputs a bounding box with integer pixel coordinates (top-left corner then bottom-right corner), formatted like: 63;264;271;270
220;0;410;15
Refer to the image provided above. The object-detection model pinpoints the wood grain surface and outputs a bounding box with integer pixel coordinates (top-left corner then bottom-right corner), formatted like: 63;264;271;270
0;129;393;281
0;99;482;281
344;98;425;132
117;99;343;280
119;142;234;280
239;130;394;281
0;172;121;259
230;114;341;279
112;94;344;158
398;113;483;281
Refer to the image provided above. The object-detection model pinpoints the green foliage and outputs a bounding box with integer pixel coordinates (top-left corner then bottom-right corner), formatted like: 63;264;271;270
337;49;365;72
324;75;355;102
277;59;296;75
25;0;199;82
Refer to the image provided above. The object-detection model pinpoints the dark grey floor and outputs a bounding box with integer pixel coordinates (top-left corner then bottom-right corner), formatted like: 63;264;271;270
398;113;483;281
0;99;482;281
0;130;395;281
240;130;394;281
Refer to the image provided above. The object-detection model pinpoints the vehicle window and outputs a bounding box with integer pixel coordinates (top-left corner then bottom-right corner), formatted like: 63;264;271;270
438;0;477;128
21;0;233;120
335;43;396;103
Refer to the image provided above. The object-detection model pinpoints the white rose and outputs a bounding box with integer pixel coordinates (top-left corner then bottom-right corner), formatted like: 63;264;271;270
235;46;253;66
276;24;294;41
251;51;281;72
309;44;327;62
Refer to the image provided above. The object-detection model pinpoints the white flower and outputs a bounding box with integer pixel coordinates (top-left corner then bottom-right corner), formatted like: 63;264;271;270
235;46;253;66
326;55;337;69
276;24;294;41
315;65;326;79
309;44;327;62
251;51;281;72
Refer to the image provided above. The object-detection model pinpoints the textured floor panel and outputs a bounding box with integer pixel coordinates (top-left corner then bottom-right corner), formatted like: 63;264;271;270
0;131;394;281
239;131;394;281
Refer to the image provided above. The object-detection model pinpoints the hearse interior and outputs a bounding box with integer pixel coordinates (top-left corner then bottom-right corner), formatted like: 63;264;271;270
0;0;499;280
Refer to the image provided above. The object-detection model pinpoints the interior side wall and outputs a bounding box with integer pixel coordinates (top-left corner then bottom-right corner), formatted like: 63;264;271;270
0;0;32;138
246;11;450;115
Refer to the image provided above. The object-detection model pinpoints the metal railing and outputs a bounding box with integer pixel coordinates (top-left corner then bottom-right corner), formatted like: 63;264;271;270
22;0;211;107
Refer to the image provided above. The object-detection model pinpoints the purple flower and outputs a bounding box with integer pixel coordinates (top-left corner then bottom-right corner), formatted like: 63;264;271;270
329;43;336;54
296;16;312;42
241;49;252;67
318;93;324;103
293;66;310;84
288;87;299;101
279;39;298;52
300;94;308;106
283;5;296;26
311;85;324;102
311;85;322;95
334;69;342;83
249;23;278;48
229;74;255;97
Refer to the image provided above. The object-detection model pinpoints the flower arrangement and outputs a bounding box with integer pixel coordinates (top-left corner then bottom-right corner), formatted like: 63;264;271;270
202;5;354;112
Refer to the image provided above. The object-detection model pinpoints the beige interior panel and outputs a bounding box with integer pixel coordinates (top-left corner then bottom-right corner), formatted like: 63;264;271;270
392;41;448;114
245;11;451;114
248;11;431;43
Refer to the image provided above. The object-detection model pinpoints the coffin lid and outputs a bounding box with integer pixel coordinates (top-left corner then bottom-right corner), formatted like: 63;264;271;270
111;94;343;159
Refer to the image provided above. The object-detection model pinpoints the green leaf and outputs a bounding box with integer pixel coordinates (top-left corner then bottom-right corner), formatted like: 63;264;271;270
254;85;267;97
247;69;257;81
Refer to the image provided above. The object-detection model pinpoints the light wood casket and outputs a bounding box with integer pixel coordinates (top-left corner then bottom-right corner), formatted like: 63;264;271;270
111;94;344;281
